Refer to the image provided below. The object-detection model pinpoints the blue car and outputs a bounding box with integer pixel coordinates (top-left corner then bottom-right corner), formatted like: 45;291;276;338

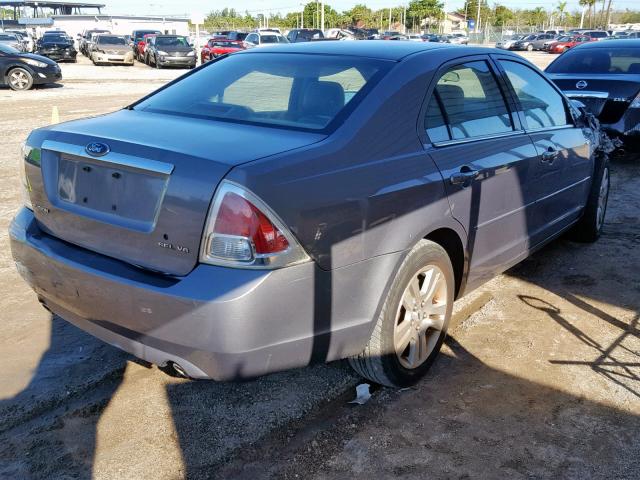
10;42;608;387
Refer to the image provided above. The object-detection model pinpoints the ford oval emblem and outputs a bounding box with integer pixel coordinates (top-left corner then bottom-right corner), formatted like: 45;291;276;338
575;80;588;90
85;142;110;157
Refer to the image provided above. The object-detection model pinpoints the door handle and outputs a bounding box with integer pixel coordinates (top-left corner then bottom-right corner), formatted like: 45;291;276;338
450;167;479;186
541;148;559;163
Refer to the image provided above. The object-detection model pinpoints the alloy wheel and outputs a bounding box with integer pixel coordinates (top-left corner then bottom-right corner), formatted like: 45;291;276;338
394;265;448;369
9;69;30;90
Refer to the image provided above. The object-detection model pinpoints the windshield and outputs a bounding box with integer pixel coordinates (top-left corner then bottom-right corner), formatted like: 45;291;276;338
156;36;189;47
135;30;159;40
0;34;18;41
547;48;640;74
0;43;20;54
260;35;287;44
557;36;571;41
213;41;237;47
97;36;127;45
133;53;391;131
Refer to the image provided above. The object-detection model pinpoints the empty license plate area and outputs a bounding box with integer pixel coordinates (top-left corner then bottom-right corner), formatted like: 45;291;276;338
57;155;169;228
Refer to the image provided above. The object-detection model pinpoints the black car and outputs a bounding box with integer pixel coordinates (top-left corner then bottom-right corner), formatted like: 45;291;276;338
546;39;640;151
145;35;196;69
0;43;61;90
36;32;77;62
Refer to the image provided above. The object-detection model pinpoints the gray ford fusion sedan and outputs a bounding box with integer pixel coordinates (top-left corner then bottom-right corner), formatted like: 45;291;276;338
10;42;609;387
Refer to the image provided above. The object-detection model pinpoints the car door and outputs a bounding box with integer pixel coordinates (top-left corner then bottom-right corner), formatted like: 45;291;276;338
0;49;9;85
494;56;592;247
423;57;541;288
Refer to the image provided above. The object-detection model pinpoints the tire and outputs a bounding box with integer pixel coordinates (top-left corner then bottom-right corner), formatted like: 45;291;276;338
526;44;534;51
7;67;33;91
348;240;455;388
570;154;610;243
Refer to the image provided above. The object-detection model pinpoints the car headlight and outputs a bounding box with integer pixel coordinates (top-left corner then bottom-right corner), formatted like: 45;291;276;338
157;50;168;56
22;58;48;68
630;91;640;108
187;50;195;56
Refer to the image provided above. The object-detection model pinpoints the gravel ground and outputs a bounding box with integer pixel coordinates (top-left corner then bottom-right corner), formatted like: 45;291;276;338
0;50;638;479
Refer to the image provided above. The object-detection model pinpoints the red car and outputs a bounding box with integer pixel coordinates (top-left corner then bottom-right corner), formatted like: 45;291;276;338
548;35;590;54
200;39;244;62
135;33;157;61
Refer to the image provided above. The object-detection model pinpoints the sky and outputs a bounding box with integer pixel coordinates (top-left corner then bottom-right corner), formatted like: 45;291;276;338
100;0;639;17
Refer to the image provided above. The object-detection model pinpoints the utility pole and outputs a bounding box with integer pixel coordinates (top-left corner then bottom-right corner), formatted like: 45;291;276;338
580;4;585;28
321;0;324;32
388;7;392;32
475;0;481;33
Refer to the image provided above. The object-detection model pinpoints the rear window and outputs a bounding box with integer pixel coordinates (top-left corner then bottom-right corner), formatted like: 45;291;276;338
133;53;391;131
260;35;287;44
547;48;640;74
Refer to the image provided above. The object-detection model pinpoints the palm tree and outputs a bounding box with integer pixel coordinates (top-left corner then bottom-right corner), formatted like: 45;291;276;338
579;0;596;28
556;1;567;26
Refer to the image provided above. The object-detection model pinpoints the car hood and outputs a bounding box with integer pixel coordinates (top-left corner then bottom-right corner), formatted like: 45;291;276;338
19;52;58;65
97;46;129;53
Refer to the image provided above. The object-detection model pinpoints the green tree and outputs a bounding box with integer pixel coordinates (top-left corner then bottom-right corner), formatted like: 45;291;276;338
556;1;567;25
493;5;514;26
408;0;444;32
344;4;375;27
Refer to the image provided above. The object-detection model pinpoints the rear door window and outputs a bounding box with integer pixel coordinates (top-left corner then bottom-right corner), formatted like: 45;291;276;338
499;60;569;129
425;60;514;141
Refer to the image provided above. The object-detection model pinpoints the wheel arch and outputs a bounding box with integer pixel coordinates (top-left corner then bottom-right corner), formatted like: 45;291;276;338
4;63;35;80
424;227;466;300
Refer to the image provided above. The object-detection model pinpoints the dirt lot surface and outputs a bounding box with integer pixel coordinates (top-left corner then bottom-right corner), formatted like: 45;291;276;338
0;51;638;479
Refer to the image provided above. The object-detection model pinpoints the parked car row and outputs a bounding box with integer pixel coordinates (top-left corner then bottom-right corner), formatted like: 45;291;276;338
497;30;620;52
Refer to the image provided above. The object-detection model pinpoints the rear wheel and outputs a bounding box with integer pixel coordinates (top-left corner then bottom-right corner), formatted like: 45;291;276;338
570;154;610;242
7;67;33;91
348;240;454;387
526;44;534;51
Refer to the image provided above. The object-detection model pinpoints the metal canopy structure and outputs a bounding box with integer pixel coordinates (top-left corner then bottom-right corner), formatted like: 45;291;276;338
0;1;105;19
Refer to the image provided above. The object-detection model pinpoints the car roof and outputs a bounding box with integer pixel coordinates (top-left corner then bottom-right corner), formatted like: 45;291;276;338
240;40;460;60
573;38;640;49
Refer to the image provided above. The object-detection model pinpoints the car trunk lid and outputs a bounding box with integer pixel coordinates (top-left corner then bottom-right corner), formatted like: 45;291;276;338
29;109;325;276
548;73;640;121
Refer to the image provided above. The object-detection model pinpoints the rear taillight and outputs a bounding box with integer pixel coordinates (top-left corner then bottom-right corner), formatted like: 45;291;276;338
200;181;309;269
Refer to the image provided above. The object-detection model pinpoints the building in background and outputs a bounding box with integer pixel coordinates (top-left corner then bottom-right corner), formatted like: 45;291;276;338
0;1;189;39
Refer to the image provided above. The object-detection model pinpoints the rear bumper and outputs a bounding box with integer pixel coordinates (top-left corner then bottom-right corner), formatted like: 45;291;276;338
601;108;640;149
10;208;400;380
